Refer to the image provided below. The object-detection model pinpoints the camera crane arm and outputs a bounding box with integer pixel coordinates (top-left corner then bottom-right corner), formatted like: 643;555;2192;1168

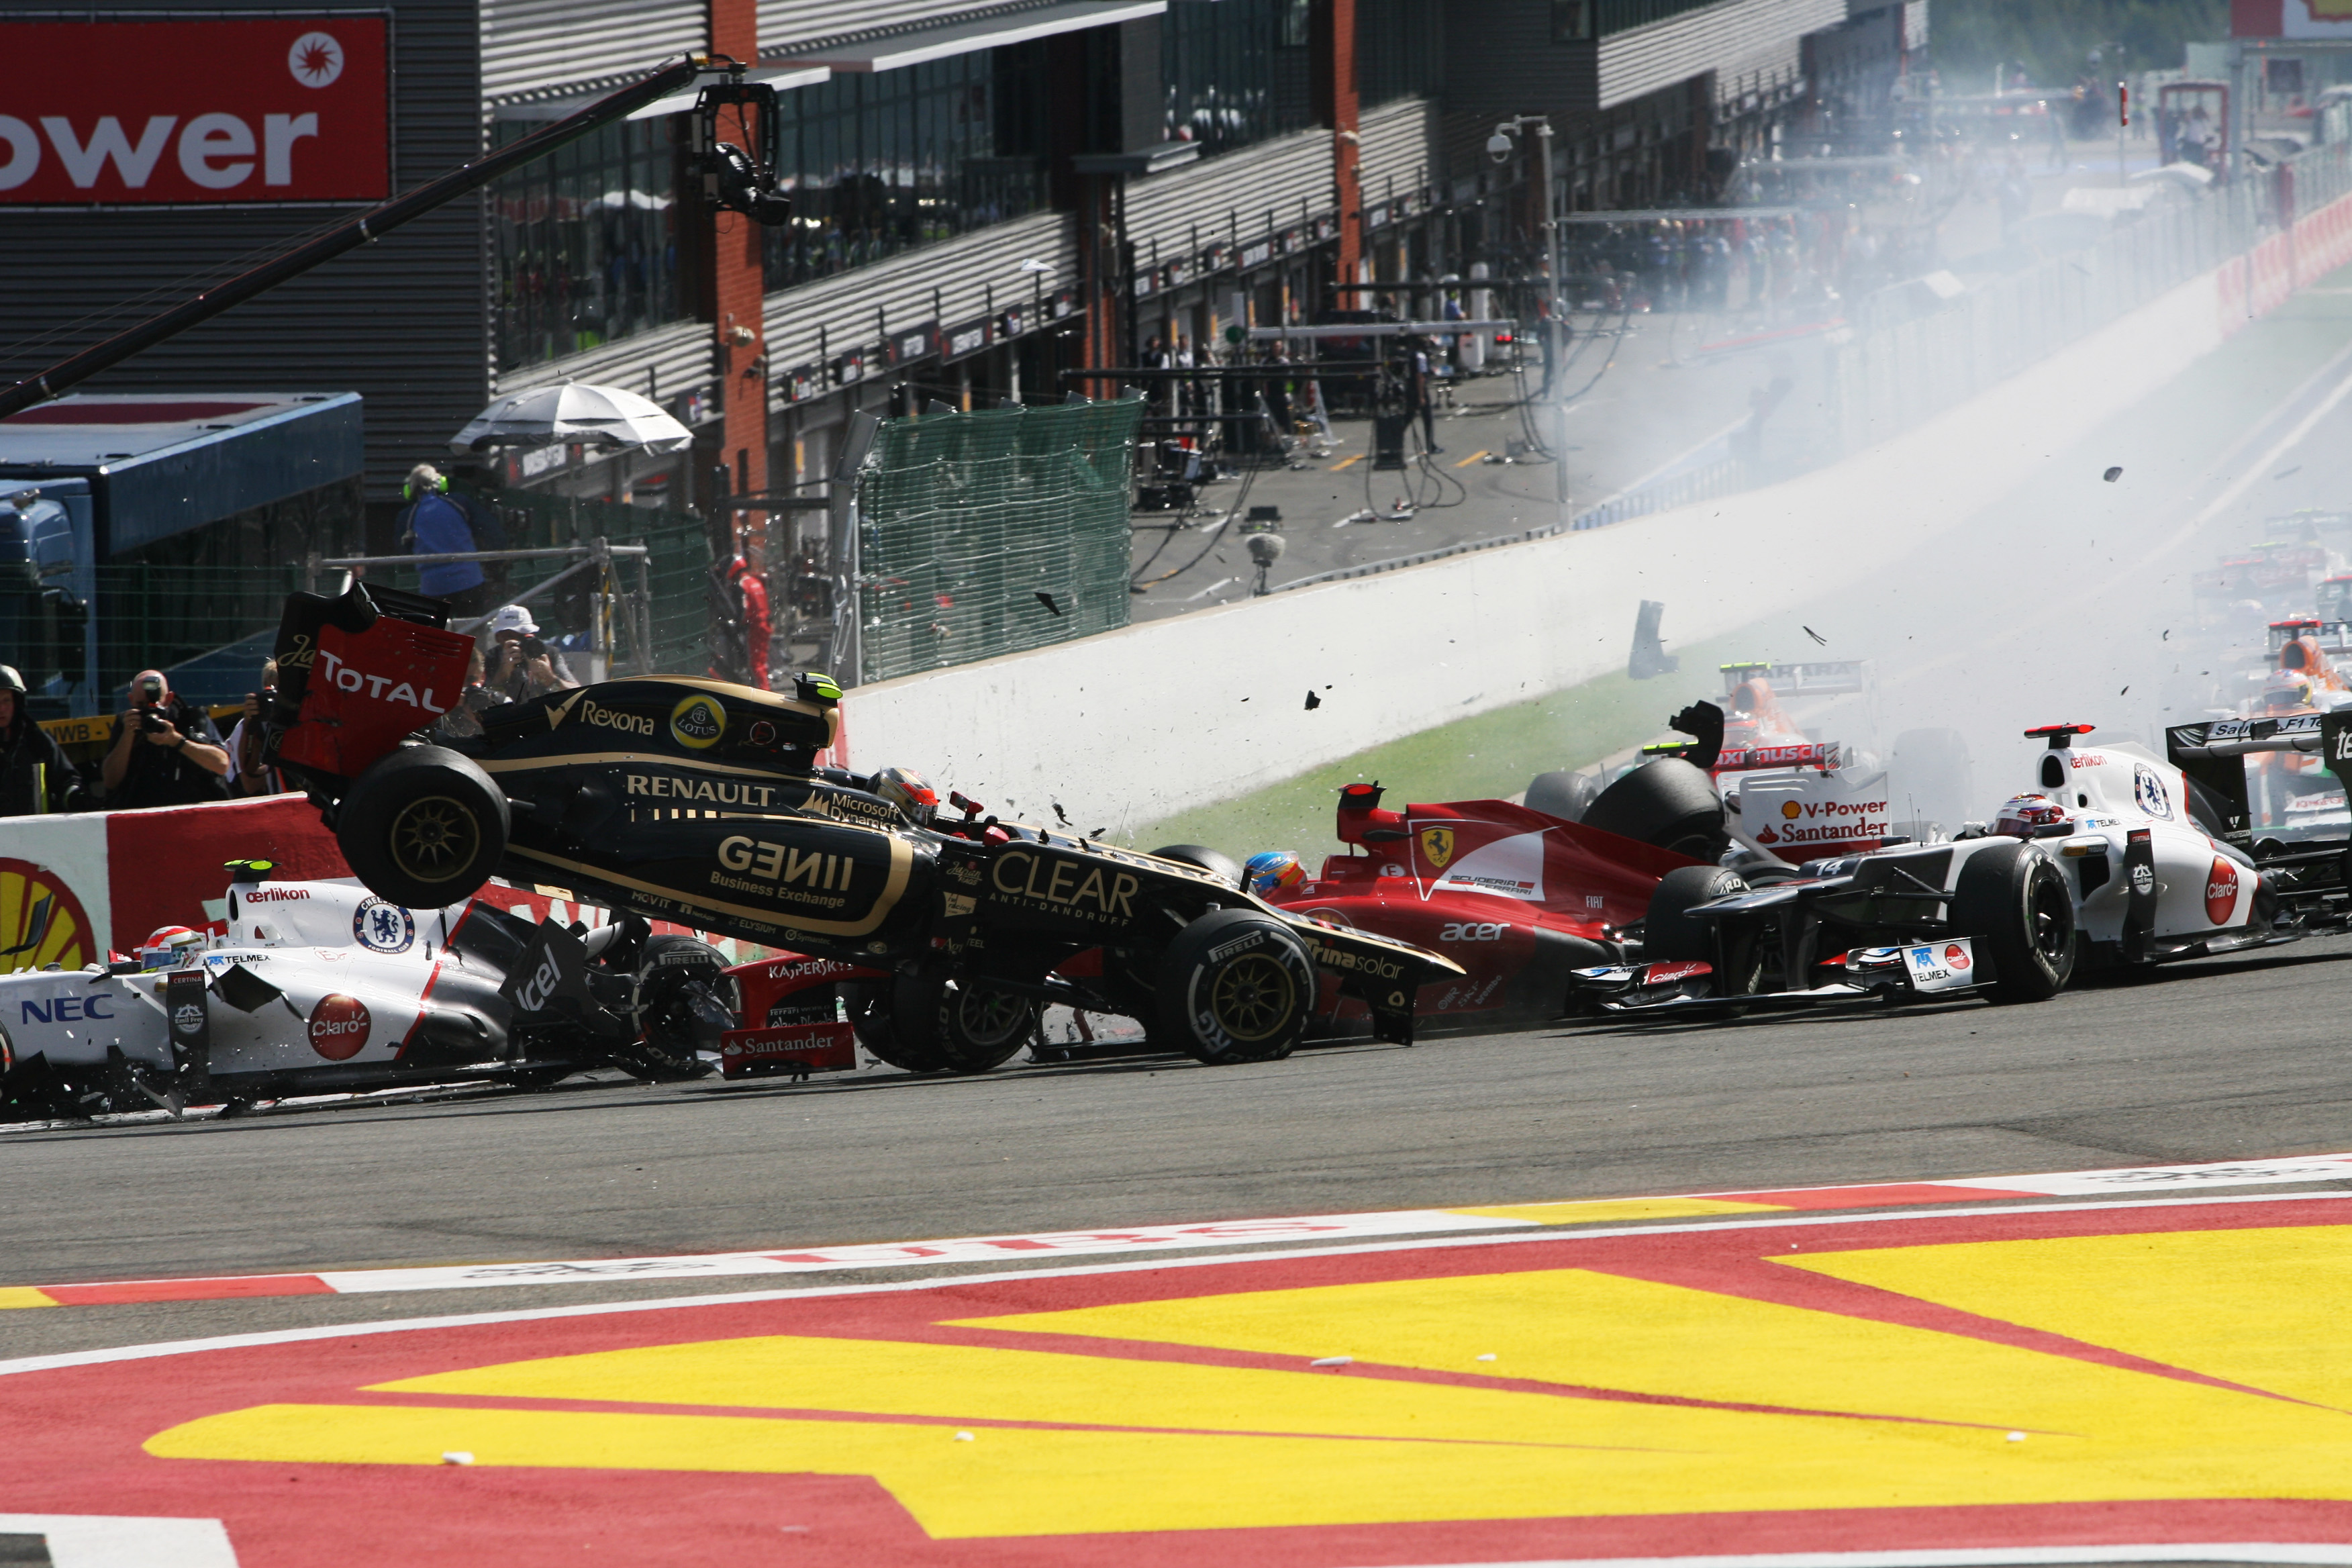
0;53;791;422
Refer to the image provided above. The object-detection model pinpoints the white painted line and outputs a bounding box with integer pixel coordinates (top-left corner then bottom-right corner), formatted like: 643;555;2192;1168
1181;576;1236;601
0;1515;240;1568
1932;1152;2352;1196
3;1189;2341;1381
1359;1548;2352;1568
311;1209;1531;1294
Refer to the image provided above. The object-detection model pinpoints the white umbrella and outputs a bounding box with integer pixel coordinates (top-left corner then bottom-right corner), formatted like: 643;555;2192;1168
450;382;692;455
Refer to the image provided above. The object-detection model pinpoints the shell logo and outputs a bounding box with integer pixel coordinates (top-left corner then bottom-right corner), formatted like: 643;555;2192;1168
1780;801;1802;820
0;858;95;973
2206;856;2241;927
307;993;372;1061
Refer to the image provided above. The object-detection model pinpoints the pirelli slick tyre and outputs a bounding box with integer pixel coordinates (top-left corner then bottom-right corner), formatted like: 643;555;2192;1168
627;936;729;1080
1155;909;1315;1065
1150;843;1246;890
920;972;1040;1075
1950;839;2075;1005
1524;769;1602;824
1643;865;1749;965
1581;758;1726;861
336;746;509;909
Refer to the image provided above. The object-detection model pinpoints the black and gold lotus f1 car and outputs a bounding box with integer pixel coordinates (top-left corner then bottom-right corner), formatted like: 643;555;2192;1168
258;582;1459;1069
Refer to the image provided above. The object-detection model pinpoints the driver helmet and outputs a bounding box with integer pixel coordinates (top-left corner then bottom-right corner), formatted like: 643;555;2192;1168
872;765;938;828
139;925;205;969
1992;794;2067;838
1244;850;1306;898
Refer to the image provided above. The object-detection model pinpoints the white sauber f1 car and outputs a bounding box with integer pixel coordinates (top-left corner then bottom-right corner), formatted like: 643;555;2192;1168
1571;718;2320;1018
0;861;736;1122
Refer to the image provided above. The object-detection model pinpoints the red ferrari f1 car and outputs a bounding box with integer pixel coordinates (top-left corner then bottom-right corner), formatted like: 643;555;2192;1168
1244;756;1730;1032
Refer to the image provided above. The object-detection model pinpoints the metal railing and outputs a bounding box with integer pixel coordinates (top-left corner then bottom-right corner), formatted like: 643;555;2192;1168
312;540;657;678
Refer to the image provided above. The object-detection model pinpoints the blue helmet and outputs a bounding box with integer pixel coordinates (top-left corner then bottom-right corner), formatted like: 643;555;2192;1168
1244;849;1305;898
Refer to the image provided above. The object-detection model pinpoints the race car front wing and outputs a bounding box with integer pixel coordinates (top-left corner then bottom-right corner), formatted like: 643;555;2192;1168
1569;938;1991;1016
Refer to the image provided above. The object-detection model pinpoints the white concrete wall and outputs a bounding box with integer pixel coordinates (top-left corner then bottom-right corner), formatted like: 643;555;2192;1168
840;258;2233;834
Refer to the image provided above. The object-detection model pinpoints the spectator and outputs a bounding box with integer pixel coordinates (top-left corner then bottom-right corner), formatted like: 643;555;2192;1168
432;646;499;740
222;659;284;797
728;550;774;690
101;669;228;808
482;605;577;702
397;463;489;616
0;665;78;816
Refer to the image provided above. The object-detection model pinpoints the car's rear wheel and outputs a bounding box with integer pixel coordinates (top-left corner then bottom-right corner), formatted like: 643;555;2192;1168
1950;839;2075;1004
336;746;509;909
1150;844;1245;889
1524;770;1602;823
843;978;946;1073
626;936;729;1079
1155;909;1315;1065
922;973;1038;1075
1581;758;1727;860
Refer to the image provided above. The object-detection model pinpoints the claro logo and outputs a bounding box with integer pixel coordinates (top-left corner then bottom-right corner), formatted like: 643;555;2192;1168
2206;856;2241;926
307;993;370;1061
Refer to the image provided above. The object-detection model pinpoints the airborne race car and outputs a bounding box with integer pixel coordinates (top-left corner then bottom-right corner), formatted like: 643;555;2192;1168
0;861;732;1122
258;582;1459;1069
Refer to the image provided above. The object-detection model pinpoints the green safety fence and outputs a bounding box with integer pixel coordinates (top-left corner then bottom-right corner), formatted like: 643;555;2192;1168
857;396;1143;685
95;563;308;696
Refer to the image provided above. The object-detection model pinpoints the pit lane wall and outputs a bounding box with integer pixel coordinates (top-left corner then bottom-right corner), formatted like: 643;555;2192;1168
841;189;2352;833
0;797;743;969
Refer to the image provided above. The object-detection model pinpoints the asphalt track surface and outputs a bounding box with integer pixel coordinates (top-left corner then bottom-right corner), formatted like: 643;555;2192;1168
8;934;2352;1361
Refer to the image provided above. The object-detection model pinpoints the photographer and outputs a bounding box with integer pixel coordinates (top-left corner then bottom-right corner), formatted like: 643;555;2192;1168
222;659;284;797
483;605;578;701
0;665;79;816
101;669;228;809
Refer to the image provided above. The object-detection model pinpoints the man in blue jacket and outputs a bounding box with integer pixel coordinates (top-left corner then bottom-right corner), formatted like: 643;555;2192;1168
399;463;489;615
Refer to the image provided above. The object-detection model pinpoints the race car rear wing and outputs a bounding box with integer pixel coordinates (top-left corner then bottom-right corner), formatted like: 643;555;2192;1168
262;581;474;789
2165;710;2345;842
1718;660;1869;698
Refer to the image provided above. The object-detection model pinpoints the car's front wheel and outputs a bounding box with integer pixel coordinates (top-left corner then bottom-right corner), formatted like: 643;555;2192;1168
1155;909;1315;1065
1951;839;2076;1004
335;746;508;909
626;936;730;1079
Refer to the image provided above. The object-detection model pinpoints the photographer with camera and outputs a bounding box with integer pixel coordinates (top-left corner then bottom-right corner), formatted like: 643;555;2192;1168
222;658;285;797
101;668;228;809
483;604;577;701
0;665;80;816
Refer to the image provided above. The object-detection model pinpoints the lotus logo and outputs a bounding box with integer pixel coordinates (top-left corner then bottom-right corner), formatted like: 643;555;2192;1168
2206;856;2241;926
1418;827;1455;869
670;694;727;750
307;993;371;1061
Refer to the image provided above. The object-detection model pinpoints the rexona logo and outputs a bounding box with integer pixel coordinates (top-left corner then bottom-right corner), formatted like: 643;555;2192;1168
579;697;656;737
2206;856;2241;926
671;693;727;750
307;993;370;1060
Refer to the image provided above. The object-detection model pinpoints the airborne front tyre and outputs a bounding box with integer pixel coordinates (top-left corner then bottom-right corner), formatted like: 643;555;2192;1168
334;746;509;909
626;935;731;1079
1155;909;1316;1065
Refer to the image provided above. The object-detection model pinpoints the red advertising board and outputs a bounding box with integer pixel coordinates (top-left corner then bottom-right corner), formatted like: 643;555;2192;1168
0;15;390;205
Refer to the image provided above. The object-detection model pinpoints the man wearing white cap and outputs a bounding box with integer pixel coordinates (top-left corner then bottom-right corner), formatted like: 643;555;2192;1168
483;603;577;702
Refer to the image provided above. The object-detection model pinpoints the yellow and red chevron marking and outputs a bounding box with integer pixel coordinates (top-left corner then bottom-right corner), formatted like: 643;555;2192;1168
6;1192;2352;1563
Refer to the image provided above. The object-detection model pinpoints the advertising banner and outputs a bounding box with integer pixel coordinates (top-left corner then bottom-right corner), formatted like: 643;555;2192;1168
0;15;391;205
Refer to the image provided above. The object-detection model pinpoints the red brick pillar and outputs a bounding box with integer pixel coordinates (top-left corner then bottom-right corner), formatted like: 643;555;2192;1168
710;0;767;543
1313;0;1362;294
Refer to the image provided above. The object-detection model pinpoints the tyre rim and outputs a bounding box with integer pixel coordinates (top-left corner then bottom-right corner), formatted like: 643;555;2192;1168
2027;875;2072;967
954;986;1030;1048
388;795;479;884
1208;952;1296;1042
